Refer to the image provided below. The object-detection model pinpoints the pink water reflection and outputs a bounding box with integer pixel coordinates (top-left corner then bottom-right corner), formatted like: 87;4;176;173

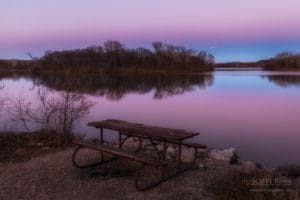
1;71;300;166
78;73;300;167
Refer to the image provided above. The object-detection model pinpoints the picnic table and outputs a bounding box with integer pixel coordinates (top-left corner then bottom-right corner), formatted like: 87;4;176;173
72;119;207;190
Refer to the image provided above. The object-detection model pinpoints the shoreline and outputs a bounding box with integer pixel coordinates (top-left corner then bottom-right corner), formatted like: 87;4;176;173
0;131;298;168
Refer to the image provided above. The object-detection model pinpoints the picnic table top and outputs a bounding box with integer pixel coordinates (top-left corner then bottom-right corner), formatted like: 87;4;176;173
87;119;199;141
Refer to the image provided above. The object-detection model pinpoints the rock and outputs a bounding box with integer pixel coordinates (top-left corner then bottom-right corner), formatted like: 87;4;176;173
295;177;300;193
240;161;257;173
145;143;165;152
122;137;140;150
208;148;238;164
42;147;50;150
276;165;300;178
140;140;152;149
155;144;164;152
197;148;208;158
198;162;206;169
166;146;175;160
180;148;196;163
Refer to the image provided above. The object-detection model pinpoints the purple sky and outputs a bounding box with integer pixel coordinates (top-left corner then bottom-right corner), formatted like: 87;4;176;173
1;0;300;62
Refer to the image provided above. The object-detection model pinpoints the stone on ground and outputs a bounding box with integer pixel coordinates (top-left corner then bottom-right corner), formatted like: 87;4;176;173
208;148;238;164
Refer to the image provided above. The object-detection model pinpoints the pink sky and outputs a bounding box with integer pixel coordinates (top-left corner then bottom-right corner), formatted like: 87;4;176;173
1;0;300;61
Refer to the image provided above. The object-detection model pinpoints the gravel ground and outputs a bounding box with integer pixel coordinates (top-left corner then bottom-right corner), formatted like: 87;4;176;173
1;147;298;200
0;147;228;200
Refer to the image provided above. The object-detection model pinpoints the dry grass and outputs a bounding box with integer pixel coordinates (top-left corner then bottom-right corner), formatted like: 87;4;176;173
0;130;72;163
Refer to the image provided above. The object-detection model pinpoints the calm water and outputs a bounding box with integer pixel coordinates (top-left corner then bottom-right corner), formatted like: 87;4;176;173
0;69;299;167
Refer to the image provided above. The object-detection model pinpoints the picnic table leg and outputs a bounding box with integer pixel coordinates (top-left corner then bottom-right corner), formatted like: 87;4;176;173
119;133;129;147
149;137;162;159
177;140;182;170
118;131;121;149
118;132;142;152
100;128;104;161
163;140;167;160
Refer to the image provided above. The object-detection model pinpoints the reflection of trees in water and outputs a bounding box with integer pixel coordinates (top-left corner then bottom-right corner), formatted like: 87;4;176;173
30;73;214;101
264;75;300;87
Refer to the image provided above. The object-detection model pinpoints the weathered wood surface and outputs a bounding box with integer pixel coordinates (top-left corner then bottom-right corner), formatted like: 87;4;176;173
88;119;199;141
182;141;207;149
73;140;168;167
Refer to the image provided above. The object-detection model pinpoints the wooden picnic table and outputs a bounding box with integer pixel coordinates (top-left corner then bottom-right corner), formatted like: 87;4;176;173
72;119;206;191
87;119;199;141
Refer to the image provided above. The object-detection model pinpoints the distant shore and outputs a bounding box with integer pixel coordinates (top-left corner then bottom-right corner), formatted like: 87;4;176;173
1;59;300;74
0;41;215;74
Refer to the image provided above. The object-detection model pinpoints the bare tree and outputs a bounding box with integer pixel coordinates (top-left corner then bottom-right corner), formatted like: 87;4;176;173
206;54;215;67
9;97;32;132
263;51;300;70
8;88;95;140
152;41;165;67
56;91;94;137
166;45;176;66
37;40;215;72
104;40;124;67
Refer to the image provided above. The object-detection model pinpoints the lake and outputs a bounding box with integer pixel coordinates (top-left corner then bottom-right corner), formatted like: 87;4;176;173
0;69;299;167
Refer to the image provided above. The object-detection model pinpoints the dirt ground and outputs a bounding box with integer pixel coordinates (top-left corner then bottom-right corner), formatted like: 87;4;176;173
0;147;298;200
0;146;226;200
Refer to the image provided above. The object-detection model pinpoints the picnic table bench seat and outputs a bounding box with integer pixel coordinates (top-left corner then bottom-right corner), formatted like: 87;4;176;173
72;140;168;167
181;141;207;149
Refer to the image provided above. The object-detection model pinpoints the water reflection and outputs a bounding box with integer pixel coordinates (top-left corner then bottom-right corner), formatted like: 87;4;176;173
30;73;214;100
0;82;4;112
263;75;300;87
0;70;300;166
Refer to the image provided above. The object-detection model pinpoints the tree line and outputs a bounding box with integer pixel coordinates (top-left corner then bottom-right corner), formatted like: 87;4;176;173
36;41;214;72
261;52;300;70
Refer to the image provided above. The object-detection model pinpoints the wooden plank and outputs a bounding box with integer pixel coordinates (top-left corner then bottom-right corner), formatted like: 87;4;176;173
87;119;199;141
166;140;207;149
73;140;168;167
182;141;207;149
